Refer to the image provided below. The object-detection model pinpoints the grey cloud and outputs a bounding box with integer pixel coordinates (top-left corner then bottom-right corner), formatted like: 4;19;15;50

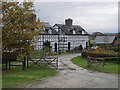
34;2;118;33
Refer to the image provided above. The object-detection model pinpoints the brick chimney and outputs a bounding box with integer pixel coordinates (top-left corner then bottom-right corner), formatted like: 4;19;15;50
65;18;73;27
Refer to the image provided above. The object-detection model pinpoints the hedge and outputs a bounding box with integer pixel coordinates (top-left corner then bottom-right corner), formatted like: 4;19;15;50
81;51;119;58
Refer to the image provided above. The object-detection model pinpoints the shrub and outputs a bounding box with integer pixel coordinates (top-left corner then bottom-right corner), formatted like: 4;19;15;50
81;48;119;58
2;52;17;64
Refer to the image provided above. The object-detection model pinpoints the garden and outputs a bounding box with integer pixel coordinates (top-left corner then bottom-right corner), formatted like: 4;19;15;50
2;1;120;88
1;2;59;88
71;47;120;73
2;49;59;88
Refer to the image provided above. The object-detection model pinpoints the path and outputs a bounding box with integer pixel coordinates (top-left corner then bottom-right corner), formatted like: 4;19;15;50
25;54;119;88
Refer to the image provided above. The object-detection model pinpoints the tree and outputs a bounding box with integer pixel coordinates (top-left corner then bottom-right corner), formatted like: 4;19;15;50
2;2;42;56
113;38;120;52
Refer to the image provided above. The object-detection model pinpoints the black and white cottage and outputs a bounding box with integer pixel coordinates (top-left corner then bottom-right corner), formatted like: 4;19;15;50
35;18;89;52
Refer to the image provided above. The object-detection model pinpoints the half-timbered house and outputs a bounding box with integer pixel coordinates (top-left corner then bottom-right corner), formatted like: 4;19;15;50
35;18;89;52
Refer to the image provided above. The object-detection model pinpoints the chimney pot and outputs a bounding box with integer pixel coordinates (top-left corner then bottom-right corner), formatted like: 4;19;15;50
65;18;73;27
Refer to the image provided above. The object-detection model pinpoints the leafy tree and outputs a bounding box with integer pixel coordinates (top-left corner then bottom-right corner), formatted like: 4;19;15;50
2;2;42;56
113;38;120;52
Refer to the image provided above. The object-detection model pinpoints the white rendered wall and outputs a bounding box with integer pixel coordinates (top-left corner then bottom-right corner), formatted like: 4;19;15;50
36;35;89;51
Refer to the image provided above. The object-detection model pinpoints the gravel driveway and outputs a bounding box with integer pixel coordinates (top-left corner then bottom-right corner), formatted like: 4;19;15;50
25;54;119;88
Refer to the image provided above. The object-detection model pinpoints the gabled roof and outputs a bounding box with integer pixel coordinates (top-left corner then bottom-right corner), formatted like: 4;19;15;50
55;24;72;34
41;22;58;34
54;24;87;35
40;21;89;35
94;36;116;44
50;27;58;34
73;25;84;34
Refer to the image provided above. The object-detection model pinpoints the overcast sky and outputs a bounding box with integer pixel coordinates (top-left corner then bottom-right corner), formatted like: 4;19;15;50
34;2;118;34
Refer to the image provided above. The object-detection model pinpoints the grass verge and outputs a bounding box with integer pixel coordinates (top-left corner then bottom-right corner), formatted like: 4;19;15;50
71;56;120;74
2;65;58;88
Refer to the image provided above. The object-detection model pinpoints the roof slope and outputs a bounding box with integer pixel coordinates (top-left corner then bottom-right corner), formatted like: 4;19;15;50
94;36;116;44
55;24;72;34
50;27;58;34
55;24;87;35
41;22;58;34
73;25;85;34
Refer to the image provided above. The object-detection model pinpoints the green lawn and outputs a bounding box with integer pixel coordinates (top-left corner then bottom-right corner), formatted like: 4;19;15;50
71;56;120;74
2;65;58;88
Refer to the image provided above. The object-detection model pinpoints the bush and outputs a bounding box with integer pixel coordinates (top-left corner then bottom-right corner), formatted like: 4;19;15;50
81;51;88;58
81;51;120;64
2;52;17;64
82;51;119;58
81;48;119;58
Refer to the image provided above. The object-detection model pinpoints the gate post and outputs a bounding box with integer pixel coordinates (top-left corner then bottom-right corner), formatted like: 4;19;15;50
23;55;26;70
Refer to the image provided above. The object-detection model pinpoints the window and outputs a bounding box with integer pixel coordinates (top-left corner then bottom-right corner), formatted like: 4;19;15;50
73;30;76;34
79;31;82;34
70;30;73;34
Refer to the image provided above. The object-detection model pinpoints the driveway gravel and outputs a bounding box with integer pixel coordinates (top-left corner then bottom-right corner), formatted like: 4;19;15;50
24;54;119;88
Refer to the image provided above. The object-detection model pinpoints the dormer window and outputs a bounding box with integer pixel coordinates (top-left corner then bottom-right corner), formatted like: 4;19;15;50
70;30;73;34
73;30;76;34
70;30;75;34
54;25;59;32
79;31;82;34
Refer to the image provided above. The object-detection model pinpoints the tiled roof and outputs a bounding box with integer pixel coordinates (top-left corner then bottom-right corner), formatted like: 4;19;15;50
73;25;84;34
55;24;87;35
50;27;58;34
55;24;72;34
41;22;88;35
94;36;116;44
41;22;58;34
